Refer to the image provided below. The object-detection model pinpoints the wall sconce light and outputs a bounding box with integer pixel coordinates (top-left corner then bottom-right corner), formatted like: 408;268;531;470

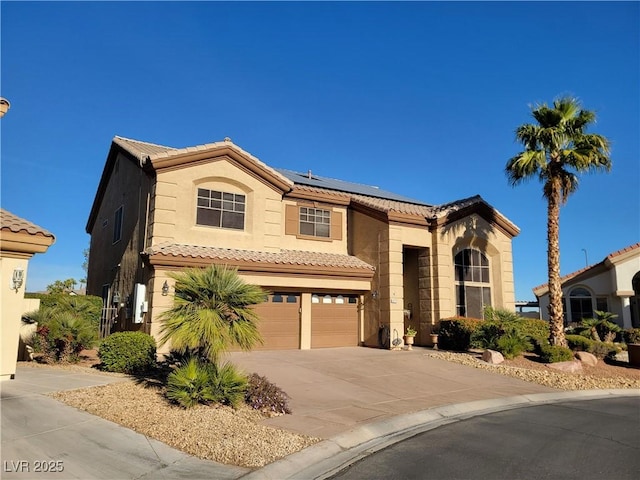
11;268;24;292
371;290;379;299
112;292;121;305
162;280;169;296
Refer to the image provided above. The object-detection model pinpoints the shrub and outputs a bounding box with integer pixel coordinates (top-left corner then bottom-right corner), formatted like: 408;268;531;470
32;312;97;363
438;317;483;351
98;332;157;374
539;344;574;363
623;328;640;345
245;373;292;415
518;319;550;343
27;293;102;329
208;362;248;408
470;322;502;350
166;357;217;408
587;341;619;359
496;332;532;359
566;334;594;352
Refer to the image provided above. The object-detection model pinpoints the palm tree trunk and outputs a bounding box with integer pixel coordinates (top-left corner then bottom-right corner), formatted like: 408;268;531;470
547;179;567;347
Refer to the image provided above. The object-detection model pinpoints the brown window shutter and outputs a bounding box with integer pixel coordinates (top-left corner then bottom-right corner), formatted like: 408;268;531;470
331;210;342;241
285;204;298;236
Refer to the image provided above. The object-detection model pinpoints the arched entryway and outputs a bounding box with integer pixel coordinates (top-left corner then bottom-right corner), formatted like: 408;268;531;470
631;272;640;328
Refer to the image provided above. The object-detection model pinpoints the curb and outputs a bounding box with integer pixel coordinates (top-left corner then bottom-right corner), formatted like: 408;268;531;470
240;389;640;480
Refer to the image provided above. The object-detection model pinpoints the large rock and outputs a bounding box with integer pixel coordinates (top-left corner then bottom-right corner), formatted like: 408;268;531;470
575;351;598;367
547;360;583;373
482;349;504;365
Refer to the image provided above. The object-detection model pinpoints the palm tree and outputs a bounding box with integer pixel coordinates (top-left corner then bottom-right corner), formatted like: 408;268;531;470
159;264;266;363
506;97;611;347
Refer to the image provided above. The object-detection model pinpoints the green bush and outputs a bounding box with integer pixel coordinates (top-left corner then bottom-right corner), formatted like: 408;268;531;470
208;362;248;408
98;332;157;374
245;373;292;415
623;328;640;345
518;319;550;343
165;358;247;409
539;344;574;363
32;312;97;363
587;341;619;359
166;357;217;408
438;317;483;351
496;332;532;359
566;334;594;352
26;294;102;329
470;322;502;350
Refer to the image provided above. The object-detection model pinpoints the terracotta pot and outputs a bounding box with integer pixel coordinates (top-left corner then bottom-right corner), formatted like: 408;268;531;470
429;333;439;350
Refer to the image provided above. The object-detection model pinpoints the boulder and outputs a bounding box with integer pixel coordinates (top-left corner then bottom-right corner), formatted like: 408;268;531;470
575;351;598;367
547;360;583;373
482;349;505;365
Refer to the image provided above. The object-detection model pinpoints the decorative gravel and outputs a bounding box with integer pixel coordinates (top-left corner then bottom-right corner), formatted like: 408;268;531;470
49;381;319;468
426;351;640;390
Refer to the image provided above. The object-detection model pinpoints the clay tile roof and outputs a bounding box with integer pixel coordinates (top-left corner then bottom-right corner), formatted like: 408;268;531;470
532;242;640;293
607;242;640;260
113;136;177;162
145;243;375;270
1;209;55;237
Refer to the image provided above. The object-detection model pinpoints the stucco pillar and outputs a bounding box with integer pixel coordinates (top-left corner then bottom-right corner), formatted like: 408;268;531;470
300;292;312;350
616;291;634;329
0;257;29;381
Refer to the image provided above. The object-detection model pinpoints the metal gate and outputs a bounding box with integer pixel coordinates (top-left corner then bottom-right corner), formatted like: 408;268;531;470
99;307;118;339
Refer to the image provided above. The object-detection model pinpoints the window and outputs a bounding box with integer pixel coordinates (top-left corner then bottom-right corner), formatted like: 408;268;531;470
299;207;330;238
454;248;491;318
196;188;245;230
596;297;608;313
569;287;593;323
113;206;123;244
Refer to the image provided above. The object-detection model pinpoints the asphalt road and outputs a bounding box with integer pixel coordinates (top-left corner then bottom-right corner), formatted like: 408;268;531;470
330;397;640;480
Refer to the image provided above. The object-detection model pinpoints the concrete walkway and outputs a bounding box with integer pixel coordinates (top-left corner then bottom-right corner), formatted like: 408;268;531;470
2;348;636;480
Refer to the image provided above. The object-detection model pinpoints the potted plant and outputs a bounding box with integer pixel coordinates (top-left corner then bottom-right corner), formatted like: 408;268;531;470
404;326;417;350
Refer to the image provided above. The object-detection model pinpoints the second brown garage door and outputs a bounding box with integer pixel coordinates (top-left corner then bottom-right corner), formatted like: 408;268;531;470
311;294;359;348
252;293;300;350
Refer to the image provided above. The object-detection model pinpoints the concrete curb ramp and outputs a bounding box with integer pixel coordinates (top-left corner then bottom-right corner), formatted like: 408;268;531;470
241;389;640;480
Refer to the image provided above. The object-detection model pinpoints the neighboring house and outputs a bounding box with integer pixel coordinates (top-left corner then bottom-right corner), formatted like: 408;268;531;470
533;243;640;329
1;209;55;380
85;136;520;352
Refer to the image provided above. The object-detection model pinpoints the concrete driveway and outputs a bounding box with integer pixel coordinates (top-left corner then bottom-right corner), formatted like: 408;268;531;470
227;346;556;438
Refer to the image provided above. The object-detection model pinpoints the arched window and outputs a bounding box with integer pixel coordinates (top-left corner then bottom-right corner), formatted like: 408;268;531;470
455;248;491;318
569;287;593;323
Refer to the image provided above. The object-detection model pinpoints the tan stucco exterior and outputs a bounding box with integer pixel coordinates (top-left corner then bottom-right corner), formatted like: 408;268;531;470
86;136;519;352
1;211;55;381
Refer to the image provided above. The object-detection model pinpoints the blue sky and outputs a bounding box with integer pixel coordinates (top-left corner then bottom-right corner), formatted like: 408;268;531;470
1;1;638;301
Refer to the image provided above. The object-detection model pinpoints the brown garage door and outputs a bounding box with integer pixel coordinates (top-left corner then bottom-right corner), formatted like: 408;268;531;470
252;293;300;350
311;294;359;348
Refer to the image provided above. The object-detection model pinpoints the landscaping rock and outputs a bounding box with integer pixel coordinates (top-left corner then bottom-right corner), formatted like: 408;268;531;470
546;360;583;373
575;351;598;367
482;349;505;365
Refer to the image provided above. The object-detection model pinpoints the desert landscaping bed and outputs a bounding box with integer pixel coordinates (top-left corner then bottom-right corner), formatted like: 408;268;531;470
24;348;640;469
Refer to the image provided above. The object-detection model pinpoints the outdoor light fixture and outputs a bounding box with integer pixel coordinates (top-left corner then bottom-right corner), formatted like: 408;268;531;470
161;280;169;296
11;268;24;292
371;290;379;299
112;292;121;305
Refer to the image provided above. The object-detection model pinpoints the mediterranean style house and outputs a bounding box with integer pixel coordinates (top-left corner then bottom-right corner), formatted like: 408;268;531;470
1;209;55;380
533;243;640;329
86;136;520;352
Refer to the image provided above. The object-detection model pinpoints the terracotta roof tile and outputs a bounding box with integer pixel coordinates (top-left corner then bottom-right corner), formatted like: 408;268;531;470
1;209;55;237
532;243;640;293
113;136;177;162
145;243;375;270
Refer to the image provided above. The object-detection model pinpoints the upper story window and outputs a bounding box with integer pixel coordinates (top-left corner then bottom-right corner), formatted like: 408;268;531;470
454;248;491;318
299;207;330;238
196;188;245;230
113;206;123;244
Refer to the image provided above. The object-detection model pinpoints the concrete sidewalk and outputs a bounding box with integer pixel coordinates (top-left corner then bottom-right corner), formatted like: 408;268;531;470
2;348;635;480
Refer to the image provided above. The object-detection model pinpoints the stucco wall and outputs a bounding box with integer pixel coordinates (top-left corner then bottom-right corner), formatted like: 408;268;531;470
0;256;29;380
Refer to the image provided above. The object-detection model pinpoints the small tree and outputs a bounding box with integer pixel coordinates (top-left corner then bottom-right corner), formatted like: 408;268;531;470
47;278;77;295
159;265;266;363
